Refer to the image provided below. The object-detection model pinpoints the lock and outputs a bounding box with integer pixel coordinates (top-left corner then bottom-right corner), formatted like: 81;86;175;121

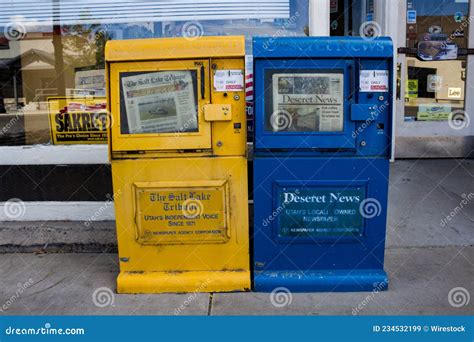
203;104;232;121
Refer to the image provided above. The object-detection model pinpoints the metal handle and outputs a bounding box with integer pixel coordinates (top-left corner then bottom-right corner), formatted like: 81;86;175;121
396;62;402;100
201;66;205;99
348;64;355;100
398;47;474;56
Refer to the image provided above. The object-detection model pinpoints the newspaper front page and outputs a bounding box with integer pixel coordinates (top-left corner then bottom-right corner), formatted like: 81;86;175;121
121;70;197;134
271;73;344;132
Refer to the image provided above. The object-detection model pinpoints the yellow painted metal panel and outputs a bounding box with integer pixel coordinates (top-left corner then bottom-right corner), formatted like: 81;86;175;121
108;36;249;293
106;36;245;62
203;104;232;121
210;58;247;156
106;43;246;157
106;60;112;162
117;270;249;294
112;157;250;293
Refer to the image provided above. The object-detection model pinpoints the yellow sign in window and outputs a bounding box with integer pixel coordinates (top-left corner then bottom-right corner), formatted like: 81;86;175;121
134;181;229;245
48;97;108;144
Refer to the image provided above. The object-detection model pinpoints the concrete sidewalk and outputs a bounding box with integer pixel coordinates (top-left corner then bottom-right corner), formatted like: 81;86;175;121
0;246;472;315
0;159;473;315
1;160;473;251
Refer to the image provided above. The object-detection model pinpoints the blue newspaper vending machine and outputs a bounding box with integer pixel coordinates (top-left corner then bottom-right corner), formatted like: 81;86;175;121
252;37;393;292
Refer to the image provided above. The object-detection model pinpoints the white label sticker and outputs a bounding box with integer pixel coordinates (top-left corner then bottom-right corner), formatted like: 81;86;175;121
359;70;389;92
448;87;462;98
214;69;244;92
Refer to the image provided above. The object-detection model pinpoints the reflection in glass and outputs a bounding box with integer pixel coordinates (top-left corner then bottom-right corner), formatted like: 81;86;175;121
404;0;469;123
404;57;466;122
406;0;469;50
0;0;308;145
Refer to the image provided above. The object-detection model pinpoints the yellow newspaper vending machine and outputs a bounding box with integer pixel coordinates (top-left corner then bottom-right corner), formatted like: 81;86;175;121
105;36;249;293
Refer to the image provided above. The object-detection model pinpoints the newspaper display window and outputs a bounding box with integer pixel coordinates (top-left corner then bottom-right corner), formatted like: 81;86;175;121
119;70;198;134
265;71;344;133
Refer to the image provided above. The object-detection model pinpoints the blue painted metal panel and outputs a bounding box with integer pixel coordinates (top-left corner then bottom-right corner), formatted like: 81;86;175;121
253;157;389;291
252;37;393;292
253;40;393;156
253;36;393;59
351;104;378;121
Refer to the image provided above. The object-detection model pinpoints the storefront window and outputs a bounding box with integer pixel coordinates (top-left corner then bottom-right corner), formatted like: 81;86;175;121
330;0;381;38
404;0;469;122
0;0;308;146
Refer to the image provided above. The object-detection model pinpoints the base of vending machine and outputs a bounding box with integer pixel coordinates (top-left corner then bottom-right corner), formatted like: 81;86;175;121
254;270;388;292
253;156;390;292
117;270;250;294
112;156;250;294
